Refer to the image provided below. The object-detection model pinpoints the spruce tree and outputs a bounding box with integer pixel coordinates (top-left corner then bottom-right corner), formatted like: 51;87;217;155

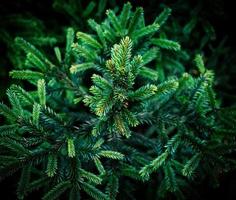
0;2;236;200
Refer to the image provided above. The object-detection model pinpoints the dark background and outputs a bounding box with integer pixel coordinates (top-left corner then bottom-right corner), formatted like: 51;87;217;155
0;0;236;199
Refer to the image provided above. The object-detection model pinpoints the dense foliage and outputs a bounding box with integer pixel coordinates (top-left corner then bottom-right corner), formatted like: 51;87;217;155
0;1;236;200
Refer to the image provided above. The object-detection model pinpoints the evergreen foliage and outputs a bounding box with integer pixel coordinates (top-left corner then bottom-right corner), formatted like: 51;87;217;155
0;1;236;200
